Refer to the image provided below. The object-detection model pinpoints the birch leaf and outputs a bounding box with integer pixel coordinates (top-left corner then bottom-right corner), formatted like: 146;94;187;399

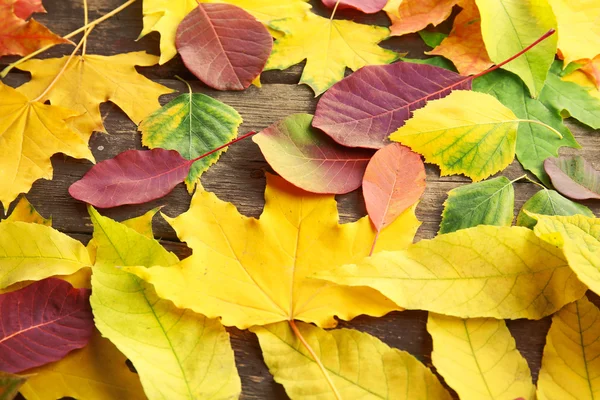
517;189;593;229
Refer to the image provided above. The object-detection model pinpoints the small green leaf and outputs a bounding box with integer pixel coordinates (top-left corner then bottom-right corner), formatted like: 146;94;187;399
418;30;448;48
0;371;27;400
139;92;242;192
401;57;456;71
440;176;514;234
517;189;594;229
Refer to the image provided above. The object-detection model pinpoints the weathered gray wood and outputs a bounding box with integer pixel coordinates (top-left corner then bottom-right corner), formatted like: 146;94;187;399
2;0;600;398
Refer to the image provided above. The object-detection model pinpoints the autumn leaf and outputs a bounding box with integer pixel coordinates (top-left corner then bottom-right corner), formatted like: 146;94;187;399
517;188;593;229
476;0;557;98
547;0;600;66
16;52;173;139
315;225;586;319
11;0;45;19
389;90;521;182
0;83;93;210
253;114;374;194
313;62;470;149
0;371;27;400
140;89;242;191
125;174;420;329
545;155;600;200
362;143;426;233
428;0;493;75
532;213;600;295
473;69;579;185
251;321;452;400
6;197;50;226
439;176;515;234
428;313;535;400
0;278;94;373
537;295;600;400
388;0;457;36
89;207;240;400
321;0;386;14
0;220;91;290
176;3;272;91
581;55;600;89
0;0;70;57
140;0;311;64
265;12;399;95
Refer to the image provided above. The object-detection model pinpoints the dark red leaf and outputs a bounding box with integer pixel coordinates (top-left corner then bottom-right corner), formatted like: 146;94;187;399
69;148;191;208
0;278;93;373
545;155;600;200
321;0;387;14
176;3;273;91
313;62;471;149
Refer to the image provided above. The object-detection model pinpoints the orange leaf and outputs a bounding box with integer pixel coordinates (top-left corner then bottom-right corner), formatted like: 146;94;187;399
427;0;493;75
581;55;600;90
389;0;458;36
12;0;44;19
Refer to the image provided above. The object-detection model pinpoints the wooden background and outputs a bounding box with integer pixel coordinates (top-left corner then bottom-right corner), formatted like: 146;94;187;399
3;0;600;398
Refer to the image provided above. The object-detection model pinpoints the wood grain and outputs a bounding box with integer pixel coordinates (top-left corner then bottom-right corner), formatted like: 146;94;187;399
2;0;600;398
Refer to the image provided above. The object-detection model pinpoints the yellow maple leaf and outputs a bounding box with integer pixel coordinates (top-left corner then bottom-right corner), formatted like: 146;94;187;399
537;295;600;400
0;83;93;210
547;0;600;66
6;196;51;226
140;0;311;64
315;225;586;319
266;12;399;95
16;52;173;139
428;313;536;400
126;174;420;329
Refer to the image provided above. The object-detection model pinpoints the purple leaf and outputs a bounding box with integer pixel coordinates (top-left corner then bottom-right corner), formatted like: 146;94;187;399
176;3;273;91
321;0;387;14
69;148;191;208
545;155;600;200
0;278;93;373
313;62;471;149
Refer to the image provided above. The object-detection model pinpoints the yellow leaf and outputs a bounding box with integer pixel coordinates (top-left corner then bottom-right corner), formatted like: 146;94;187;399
251;321;452;400
266;12;399;95
428;313;535;400
16;52;173;139
125;174;420;329
532;213;600;295
390;90;521;181
538;295;600;400
0;83;93;210
315;225;586;319
0;220;91;290
6;197;51;226
547;0;600;65
140;0;312;64
90;207;240;400
19;331;145;400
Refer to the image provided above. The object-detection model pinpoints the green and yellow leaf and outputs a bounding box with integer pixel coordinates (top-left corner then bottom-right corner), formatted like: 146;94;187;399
6;197;50;226
517;189;593;229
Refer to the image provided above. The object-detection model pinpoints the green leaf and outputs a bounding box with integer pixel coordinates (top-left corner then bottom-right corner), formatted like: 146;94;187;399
89;207;241;400
418;30;448;48
476;0;557;98
439;176;515;234
400;57;456;71
250;321;452;400
0;371;27;400
540;61;600;129
517;189;594;229
139;91;242;192
473;69;579;185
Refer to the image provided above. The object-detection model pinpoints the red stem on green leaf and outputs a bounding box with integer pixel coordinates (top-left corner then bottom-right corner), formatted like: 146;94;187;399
186;130;257;165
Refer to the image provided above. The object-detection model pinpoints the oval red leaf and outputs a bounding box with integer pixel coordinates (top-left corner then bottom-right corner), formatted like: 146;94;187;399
363;143;426;231
69;148;191;208
321;0;387;14
545;155;600;200
253;113;374;194
313;62;471;149
176;3;273;91
0;278;93;373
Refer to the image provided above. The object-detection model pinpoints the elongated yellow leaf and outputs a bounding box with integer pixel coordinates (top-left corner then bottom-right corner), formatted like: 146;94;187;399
315;225;586;319
0;220;91;290
428;313;535;399
538;296;600;399
532;213;600;295
126;174;419;329
390;90;519;182
251;321;452;400
6;197;50;226
90;207;240;400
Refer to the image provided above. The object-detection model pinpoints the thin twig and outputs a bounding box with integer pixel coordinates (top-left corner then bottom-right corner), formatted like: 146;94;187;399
330;0;341;21
82;0;89;55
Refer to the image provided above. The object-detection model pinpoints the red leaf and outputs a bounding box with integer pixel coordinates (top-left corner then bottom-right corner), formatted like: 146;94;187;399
12;0;45;20
253;113;374;194
0;278;93;373
321;0;387;14
176;3;273;91
545;156;600;200
313;62;471;149
69;148;191;208
363;143;426;231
